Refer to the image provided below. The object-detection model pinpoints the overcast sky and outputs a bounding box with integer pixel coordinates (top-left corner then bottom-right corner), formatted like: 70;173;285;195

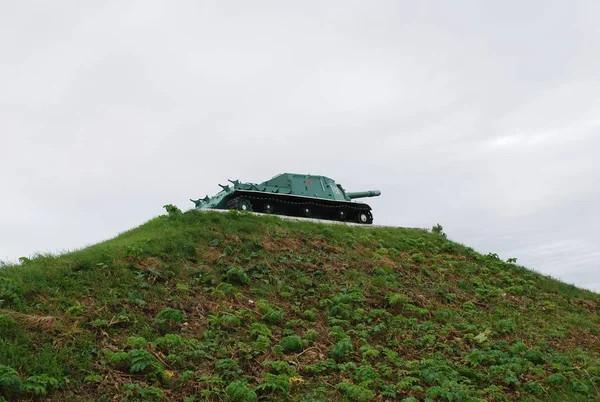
1;1;599;292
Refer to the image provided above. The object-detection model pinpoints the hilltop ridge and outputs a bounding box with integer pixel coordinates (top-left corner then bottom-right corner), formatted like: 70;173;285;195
0;206;599;401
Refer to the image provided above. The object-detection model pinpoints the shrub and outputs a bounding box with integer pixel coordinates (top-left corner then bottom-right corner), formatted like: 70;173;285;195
163;204;182;218
0;277;24;308
0;315;22;340
431;224;447;238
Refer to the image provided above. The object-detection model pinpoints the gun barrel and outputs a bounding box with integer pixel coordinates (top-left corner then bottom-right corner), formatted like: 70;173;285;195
346;190;381;199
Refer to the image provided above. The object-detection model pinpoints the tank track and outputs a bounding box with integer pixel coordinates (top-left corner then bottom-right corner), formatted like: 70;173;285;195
224;192;374;224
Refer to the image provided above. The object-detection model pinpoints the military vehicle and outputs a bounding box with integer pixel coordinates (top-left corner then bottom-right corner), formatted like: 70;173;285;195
191;173;381;224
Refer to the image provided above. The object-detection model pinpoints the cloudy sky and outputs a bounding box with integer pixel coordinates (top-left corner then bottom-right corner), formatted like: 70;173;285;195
1;1;599;291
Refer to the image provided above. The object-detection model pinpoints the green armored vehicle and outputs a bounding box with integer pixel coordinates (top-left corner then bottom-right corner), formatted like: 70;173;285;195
191;173;381;224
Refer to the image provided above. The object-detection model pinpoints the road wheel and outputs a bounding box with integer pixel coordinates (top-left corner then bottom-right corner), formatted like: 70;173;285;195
234;198;253;211
263;202;275;214
356;210;373;224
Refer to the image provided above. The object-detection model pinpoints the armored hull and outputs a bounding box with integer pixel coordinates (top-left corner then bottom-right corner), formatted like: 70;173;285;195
191;173;381;224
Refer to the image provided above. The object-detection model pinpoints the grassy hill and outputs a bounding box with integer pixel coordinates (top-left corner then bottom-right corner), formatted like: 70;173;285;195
1;206;599;401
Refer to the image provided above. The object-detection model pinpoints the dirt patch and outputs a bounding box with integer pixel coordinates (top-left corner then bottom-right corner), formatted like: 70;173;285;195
198;246;227;265
133;257;162;268
564;328;600;351
571;298;599;313
306;238;344;254
262;234;304;252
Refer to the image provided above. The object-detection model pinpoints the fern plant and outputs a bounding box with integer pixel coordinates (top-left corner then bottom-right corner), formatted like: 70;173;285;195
255;373;290;396
121;383;166;402
214;359;242;380
397;375;420;390
155;333;197;354
335;381;375;402
128;349;163;376
256;300;284;324
263;360;296;375
0;364;22;395
226;380;257;401
22;374;59;396
331;339;354;362
154;308;185;332
126;336;147;349
249;322;272;339
280;335;303;353
223;267;249;285
109;351;131;370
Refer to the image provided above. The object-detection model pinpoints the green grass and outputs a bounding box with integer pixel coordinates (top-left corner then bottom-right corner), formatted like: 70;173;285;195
0;206;599;401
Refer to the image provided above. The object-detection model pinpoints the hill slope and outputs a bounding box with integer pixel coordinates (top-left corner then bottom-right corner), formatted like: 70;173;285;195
1;206;599;401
